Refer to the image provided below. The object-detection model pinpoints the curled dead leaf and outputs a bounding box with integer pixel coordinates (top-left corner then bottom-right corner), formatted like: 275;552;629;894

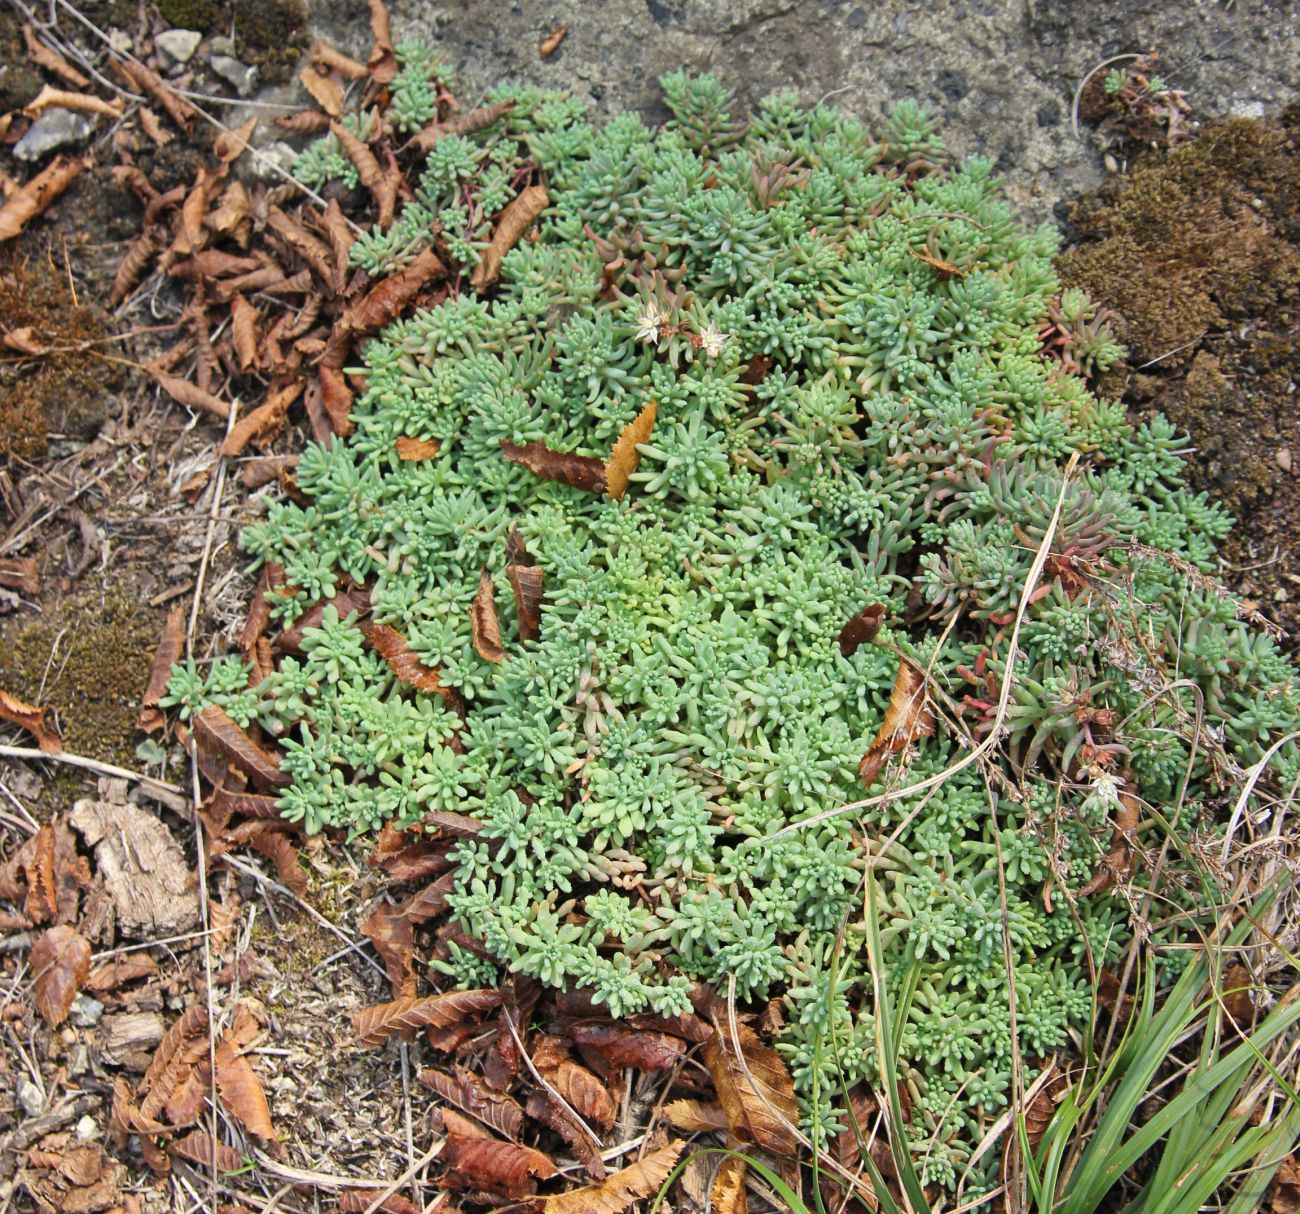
330;117;395;228
214;1036;275;1140
214;116;257;163
419;1065;525;1140
192;704;289;788
532;1034;616;1131
711;1153;749;1214
703;1023;799;1156
113;58;196;132
394;436;440;460
353;989;503;1047
502;438;606;495
138;604;186;733
470;569;505;664
229;293;260;372
440;1133;555;1199
30;924;91;1026
471;184;549;291
341;246;446;334
23;84;124;119
0;155;86;243
859;657;934;786
221;382;302;457
539;23;567;58
363;621;459;706
838;604;885;657
605;399;657;501
310;40;368;80
542;1140;684;1214
22;24;90;88
147;368;231;421
507;560;544;644
408;99;515;154
665;1098;730;1134
566;1021;685;1072
0;687;62;753
298;64;343;117
168;1130;245;1173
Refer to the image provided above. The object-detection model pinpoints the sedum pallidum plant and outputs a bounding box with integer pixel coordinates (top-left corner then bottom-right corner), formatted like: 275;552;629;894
167;59;1300;1194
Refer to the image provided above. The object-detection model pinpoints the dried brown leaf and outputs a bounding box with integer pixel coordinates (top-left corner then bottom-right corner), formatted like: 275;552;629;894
408;99;515;154
244;828;308;897
341;246;446;333
193;704;288;788
277;584;371;651
207;180;252;243
214;1037;274;1140
1079;774;1141;897
273;108;334;133
909;244;966;280
501;439;606;495
542;1140;684;1214
330;118;394;227
23;84;124;119
114;59;196;133
0;155;86;243
353;989;503;1047
838;604;885;657
148;368;231;421
31;924;91;1026
16;823;57;924
0;556;40;596
361;900;415;998
310;41;368;80
363;621;457;703
338;1192;421;1214
703;1023;799;1156
221;381;301;457
470;569;505;664
440;1134;555;1200
566;1021;685;1072
168;1130;245;1173
110;227;162;307
138;604;186;733
419;1065;525;1140
538;24;567;58
471;184;549;291
367;0;396;83
229;293;259;372
214;116;257;163
394;436;440;460
298;65;343;117
506;562;544;645
318;365;355;436
605;399;657;500
266;204;336;289
711;1154;749;1214
137;105;173;147
0;687;61;753
22;24;90;88
859;657;933;786
87;951;159;993
532;1035;616;1131
664;1099;730;1134
141;1003;210;1121
2;326;47;356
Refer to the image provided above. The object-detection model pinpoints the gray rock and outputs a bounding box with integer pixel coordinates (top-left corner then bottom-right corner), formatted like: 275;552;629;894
14;109;96;163
251;139;300;182
70;993;105;1028
211;54;258;97
17;1077;45;1118
155;28;202;67
209;34;236;56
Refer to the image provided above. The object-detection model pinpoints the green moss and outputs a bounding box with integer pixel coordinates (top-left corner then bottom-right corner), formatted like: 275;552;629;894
0;11;42;112
157;0;222;31
231;0;307;82
0;589;161;766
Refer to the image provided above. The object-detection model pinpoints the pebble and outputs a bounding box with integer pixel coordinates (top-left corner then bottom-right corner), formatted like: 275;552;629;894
70;993;105;1028
14;109;97;163
17;1077;45;1118
155;28;202;66
252;140;299;181
211;54;258;97
76;1115;99;1140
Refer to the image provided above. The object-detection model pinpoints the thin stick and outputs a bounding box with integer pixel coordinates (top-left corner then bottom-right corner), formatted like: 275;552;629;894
0;744;186;805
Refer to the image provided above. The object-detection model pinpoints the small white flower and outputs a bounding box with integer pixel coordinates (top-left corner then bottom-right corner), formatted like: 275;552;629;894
699;322;730;359
1089;768;1122;805
635;303;664;346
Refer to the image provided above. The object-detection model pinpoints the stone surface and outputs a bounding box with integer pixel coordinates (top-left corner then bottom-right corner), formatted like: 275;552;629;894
154;28;202;66
303;0;1299;222
211;53;258;96
70;993;105;1028
14;109;96;162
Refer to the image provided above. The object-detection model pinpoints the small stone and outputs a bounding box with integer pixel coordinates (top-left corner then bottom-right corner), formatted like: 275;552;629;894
17;1077;45;1118
210;34;235;55
70;993;105;1028
76;1115;99;1140
13;109;97;163
155;28;202;66
211;54;258;97
252;140;299;182
1276;448;1292;473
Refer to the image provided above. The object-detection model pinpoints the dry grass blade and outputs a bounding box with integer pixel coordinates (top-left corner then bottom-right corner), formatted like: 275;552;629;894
605;399;657;500
858;656;934;786
703;1023;799;1156
0;155;87;242
0;687;62;753
472;184;549;290
30;924;91;1026
542;1140;684;1214
353;989;503;1047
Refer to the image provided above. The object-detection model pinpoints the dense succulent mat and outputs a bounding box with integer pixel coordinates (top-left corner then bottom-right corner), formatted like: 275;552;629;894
166;58;1300;1191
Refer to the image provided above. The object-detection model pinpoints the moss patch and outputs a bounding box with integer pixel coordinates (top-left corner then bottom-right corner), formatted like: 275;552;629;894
0;586;161;766
0;256;121;460
232;0;307;81
0;10;43;113
1059;107;1300;635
